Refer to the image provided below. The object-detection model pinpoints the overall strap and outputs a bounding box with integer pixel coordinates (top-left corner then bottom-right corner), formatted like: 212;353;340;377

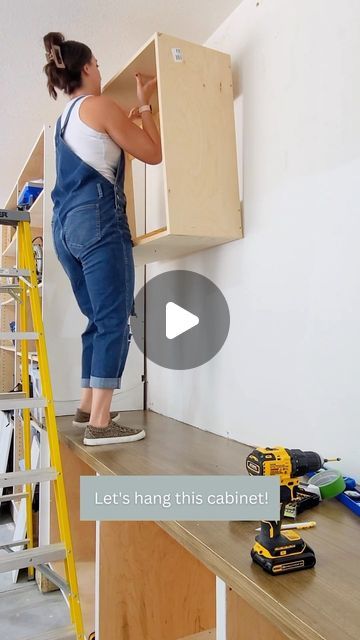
55;116;61;139
114;147;125;185
60;95;87;137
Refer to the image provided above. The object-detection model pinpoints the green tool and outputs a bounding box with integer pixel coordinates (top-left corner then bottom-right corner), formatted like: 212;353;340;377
309;469;346;499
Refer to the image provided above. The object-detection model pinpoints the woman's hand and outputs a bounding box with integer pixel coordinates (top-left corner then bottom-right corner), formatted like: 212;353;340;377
135;72;157;106
128;106;140;120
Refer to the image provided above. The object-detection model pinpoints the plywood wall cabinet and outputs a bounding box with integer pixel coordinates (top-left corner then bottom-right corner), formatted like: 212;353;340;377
103;31;243;266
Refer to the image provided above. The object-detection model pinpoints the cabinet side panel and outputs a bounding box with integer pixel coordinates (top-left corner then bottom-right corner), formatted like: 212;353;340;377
156;33;242;239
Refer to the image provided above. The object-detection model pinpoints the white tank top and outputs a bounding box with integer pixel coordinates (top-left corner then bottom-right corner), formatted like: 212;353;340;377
59;95;122;185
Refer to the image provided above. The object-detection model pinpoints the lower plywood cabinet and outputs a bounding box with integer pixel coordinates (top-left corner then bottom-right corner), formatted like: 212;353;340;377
50;442;215;640
45;413;358;640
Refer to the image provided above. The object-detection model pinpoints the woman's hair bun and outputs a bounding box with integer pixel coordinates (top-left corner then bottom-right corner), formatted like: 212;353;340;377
43;32;65;54
42;32;92;100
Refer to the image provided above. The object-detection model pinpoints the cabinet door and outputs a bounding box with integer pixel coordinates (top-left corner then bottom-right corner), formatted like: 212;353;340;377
131;159;167;237
131;158;146;237
145;161;167;235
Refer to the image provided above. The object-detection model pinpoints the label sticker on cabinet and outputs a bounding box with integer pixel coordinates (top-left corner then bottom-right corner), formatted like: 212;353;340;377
171;47;183;62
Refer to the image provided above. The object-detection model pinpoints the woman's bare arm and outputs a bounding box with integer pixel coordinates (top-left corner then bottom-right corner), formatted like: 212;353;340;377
97;94;162;165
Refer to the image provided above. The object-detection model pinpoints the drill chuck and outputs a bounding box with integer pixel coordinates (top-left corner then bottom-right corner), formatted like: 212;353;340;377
286;449;323;476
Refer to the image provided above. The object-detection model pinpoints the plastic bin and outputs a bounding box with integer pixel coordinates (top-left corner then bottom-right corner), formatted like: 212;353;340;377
18;181;43;208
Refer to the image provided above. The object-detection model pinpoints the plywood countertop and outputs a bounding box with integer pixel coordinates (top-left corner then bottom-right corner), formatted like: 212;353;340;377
55;410;360;640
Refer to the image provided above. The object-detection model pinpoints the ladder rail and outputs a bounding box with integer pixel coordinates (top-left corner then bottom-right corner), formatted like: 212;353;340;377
19;225;34;579
20;220;85;638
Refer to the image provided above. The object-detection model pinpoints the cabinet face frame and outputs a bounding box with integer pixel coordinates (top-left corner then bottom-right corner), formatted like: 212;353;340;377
102;32;242;266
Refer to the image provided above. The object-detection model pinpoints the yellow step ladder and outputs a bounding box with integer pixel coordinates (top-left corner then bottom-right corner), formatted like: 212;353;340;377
0;208;85;640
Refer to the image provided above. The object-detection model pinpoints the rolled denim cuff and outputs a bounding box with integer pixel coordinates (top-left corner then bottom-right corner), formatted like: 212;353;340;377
90;376;122;389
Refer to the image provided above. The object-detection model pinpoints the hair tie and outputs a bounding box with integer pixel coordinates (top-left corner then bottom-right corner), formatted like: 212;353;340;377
46;44;65;69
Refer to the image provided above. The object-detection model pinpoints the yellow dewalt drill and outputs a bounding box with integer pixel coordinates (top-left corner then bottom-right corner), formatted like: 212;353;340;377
246;447;338;575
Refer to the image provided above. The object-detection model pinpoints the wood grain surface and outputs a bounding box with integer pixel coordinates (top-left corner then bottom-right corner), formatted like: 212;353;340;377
56;410;360;640
99;520;215;639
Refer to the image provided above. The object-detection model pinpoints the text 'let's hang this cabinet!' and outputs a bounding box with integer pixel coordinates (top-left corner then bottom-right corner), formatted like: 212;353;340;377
103;31;243;266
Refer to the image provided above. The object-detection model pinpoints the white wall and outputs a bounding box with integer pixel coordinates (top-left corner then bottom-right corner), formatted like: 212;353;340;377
146;0;360;478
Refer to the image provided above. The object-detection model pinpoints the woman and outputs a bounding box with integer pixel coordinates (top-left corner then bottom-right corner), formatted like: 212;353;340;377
43;32;161;446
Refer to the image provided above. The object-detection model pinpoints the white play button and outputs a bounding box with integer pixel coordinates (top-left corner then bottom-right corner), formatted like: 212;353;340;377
130;270;230;370
166;302;199;340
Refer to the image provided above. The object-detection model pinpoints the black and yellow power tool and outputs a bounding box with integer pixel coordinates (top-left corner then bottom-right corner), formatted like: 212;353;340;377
246;447;339;575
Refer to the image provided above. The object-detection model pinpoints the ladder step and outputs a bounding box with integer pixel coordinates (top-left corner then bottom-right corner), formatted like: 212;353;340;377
0;208;31;225
0;331;39;340
0;395;48;410
0;467;58;488
0;537;30;550
20;625;77;640
0;542;66;572
0;267;31;277
0;284;21;291
0;391;26;399
0;491;29;502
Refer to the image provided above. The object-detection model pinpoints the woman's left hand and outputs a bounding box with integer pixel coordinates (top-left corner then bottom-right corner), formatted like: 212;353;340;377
128;106;140;120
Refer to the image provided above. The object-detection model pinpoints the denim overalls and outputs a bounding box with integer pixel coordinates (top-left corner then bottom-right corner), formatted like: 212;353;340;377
51;95;136;390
